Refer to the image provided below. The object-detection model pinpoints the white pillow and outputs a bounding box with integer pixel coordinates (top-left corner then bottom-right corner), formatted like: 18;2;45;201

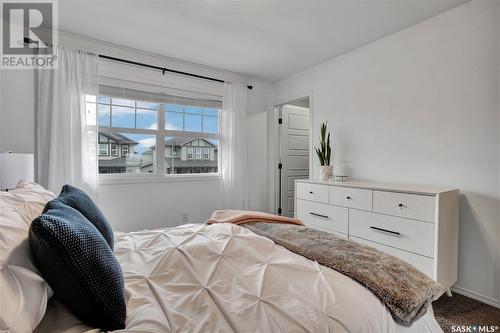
0;182;56;332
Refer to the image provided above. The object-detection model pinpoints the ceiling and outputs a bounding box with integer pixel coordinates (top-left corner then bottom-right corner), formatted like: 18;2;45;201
58;0;468;82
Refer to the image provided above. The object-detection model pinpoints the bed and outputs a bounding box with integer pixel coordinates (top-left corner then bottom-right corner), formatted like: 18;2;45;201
1;183;443;332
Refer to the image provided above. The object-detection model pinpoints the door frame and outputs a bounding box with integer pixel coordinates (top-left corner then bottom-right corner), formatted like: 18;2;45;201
273;90;313;216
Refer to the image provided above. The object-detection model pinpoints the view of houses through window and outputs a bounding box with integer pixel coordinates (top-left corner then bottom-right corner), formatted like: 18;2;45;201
86;87;221;175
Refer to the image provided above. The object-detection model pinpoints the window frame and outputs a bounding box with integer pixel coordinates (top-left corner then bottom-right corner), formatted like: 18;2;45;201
110;143;119;157
93;97;222;183
99;143;109;156
186;146;194;160
121;145;129;157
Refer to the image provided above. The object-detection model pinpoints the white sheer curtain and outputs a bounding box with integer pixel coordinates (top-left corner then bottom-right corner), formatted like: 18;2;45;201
36;46;98;198
221;82;248;210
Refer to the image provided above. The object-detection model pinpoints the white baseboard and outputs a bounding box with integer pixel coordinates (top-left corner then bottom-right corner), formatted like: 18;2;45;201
451;285;500;308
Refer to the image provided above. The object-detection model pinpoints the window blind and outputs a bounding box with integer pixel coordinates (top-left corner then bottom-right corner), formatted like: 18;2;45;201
99;85;222;109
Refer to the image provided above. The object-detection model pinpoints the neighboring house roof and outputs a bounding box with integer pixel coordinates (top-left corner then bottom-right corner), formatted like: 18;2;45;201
164;137;217;148
99;131;139;145
142;138;218;156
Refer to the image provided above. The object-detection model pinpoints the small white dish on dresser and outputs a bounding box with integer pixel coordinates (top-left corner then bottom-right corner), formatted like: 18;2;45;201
295;179;459;296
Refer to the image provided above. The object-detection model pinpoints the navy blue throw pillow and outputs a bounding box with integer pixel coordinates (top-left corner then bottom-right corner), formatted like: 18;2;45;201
29;200;126;330
55;184;114;249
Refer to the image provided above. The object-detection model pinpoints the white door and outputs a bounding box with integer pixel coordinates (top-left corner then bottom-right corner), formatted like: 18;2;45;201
279;105;310;217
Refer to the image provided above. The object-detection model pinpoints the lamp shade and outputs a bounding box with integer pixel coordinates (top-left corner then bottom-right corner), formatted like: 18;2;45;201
0;153;34;190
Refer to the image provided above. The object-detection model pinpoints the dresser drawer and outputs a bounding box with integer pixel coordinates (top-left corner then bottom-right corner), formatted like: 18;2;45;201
349;210;435;258
350;236;435;278
309;226;348;239
373;191;435;222
329;186;372;211
296;182;329;203
296;199;348;234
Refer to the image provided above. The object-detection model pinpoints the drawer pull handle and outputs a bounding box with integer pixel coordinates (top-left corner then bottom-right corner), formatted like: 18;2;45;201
370;226;400;236
346;196;352;200
398;203;404;208
309;191;314;194
309;212;329;219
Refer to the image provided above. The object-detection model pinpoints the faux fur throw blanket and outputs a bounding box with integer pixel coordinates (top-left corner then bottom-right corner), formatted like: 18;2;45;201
242;222;441;327
207;210;303;226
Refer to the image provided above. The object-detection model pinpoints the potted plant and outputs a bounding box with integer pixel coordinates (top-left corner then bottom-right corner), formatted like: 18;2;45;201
314;122;333;180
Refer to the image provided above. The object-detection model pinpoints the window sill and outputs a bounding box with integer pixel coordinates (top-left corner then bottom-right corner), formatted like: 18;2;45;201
99;173;223;185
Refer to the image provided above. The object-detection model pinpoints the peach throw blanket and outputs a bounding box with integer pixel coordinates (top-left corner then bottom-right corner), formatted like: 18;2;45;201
207;210;304;226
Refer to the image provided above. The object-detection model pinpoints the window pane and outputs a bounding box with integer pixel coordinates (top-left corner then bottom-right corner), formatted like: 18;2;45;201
112;98;135;107
98;104;111;127
99;144;109;156
136;109;157;130
185;106;202;115
110;144;118;157
98;96;111;104
137;101;158;110
203;109;219;117
165;111;183;131
203;115;219;133
164;137;218;174
111;106;135;128
98;130;155;174
185;114;202;132
166;104;183;113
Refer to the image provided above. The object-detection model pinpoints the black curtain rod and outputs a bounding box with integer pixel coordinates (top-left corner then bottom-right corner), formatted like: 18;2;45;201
24;37;253;89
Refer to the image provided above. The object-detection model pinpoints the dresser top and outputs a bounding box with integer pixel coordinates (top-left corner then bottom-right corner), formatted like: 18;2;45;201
296;179;458;195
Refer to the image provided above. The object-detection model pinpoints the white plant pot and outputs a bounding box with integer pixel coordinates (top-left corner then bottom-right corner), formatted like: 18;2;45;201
319;165;333;180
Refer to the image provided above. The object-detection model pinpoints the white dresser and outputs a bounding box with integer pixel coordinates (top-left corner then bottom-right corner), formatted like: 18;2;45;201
295;179;459;294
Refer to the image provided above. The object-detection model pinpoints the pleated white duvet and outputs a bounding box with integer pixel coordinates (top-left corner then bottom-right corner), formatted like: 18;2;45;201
36;223;442;333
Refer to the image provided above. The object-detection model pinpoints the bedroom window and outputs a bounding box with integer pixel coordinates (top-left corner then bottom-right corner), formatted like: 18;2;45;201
87;85;221;178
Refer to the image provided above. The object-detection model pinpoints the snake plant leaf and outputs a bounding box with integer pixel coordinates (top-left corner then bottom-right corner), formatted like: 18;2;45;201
314;121;332;166
326;133;331;165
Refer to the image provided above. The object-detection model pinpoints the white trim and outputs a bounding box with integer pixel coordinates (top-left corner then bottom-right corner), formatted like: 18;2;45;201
96;126;221;140
451;285;500;308
99;173;222;185
272;90;314;214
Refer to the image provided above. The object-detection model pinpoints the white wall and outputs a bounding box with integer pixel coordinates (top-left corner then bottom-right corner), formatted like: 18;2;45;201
0;32;273;231
0;69;35;153
247;82;274;212
273;0;500;306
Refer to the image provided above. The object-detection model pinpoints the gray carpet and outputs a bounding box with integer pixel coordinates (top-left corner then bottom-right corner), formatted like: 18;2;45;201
433;292;500;332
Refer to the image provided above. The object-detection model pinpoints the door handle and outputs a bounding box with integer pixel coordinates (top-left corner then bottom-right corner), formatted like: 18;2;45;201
370;226;400;236
309;212;328;219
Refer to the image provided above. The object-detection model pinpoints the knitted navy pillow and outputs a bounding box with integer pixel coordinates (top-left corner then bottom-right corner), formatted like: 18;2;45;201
55;184;114;250
29;200;126;330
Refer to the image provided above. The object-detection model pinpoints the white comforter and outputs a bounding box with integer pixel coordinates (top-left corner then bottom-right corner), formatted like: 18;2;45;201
36;223;442;333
